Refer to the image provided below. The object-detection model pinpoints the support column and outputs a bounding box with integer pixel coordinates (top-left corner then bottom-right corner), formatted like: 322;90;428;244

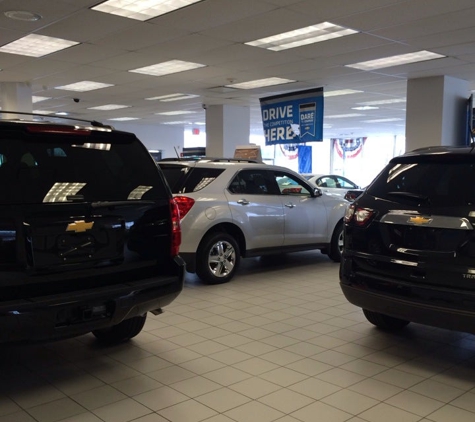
0;82;33;117
405;76;469;151
205;105;250;157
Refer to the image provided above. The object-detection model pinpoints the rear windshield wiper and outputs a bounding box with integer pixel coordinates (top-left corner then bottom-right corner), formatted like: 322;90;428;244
387;191;431;203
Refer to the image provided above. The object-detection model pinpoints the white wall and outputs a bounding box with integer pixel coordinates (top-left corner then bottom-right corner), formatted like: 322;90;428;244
111;123;184;158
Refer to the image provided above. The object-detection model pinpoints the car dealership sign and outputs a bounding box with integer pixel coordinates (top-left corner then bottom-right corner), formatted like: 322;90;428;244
260;87;324;145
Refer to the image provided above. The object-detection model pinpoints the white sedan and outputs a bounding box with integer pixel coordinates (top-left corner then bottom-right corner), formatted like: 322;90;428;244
304;174;361;199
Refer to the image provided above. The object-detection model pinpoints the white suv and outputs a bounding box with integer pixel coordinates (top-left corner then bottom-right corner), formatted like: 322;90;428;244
159;158;348;284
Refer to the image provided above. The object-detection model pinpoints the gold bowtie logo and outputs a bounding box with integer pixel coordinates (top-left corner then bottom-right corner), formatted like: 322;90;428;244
66;220;94;233
408;216;432;225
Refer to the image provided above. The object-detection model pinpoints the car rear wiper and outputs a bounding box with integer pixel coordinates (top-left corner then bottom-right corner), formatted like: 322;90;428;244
387;191;431;204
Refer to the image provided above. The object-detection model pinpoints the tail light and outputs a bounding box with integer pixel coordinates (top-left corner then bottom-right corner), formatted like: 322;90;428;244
169;198;181;257
174;196;195;219
344;204;374;226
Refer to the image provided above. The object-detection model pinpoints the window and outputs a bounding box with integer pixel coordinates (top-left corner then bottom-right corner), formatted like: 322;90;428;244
274;172;311;195
229;170;275;195
160;165;224;193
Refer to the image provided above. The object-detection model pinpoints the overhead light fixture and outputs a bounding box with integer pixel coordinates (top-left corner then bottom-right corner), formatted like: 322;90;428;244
32;110;55;114
362;118;404;123
88;104;130;110
157;111;197;116
358;98;406;105
326;113;364;119
146;93;199;101
193;122;205;125
32;96;52;103
323;124;333;128
108;117;140;121
346;50;445;71
352;106;379;110
324;89;363;97
129;60;206;76
92;0;203;21
163;121;190;125
55;81;114;91
0;34;79;57
55;112;69;116
225;77;295;90
246;22;358;51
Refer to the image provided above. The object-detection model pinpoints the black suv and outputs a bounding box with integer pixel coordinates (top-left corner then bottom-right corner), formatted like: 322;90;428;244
340;146;475;334
0;113;185;343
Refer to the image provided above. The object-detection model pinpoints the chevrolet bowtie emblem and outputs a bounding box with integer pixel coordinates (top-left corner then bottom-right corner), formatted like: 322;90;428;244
408;216;432;225
66;220;94;233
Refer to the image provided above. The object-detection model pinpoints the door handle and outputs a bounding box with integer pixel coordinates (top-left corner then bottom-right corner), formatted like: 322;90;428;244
237;199;250;205
284;203;295;208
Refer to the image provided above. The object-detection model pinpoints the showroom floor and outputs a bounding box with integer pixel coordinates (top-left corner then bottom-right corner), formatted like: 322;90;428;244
2;252;475;422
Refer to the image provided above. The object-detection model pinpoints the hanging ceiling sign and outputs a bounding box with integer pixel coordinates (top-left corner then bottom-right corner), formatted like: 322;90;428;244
260;87;324;146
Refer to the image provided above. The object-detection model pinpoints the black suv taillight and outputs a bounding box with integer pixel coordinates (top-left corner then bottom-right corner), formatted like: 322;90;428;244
344;204;374;226
170;198;181;257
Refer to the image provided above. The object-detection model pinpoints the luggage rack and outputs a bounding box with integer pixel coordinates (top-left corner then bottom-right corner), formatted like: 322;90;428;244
0;110;112;129
158;157;261;163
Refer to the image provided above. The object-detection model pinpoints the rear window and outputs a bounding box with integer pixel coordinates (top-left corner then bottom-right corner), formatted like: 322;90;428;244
0;130;168;204
368;161;475;207
160;165;224;193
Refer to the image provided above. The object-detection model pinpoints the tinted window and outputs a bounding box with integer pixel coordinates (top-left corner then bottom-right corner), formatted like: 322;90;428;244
160;165;224;193
274;172;311;195
368;162;475;206
0;132;167;204
229;170;276;195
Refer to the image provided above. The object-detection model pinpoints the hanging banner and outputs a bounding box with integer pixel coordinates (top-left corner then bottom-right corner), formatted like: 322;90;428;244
298;145;312;174
332;138;366;159
260;87;324;146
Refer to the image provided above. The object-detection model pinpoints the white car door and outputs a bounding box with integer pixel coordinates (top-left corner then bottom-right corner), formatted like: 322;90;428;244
225;169;285;250
272;171;329;245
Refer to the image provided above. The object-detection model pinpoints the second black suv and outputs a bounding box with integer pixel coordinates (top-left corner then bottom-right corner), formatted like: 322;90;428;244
0;113;185;343
340;146;475;334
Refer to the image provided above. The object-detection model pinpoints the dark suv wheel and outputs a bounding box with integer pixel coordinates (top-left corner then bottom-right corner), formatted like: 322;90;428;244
196;232;240;284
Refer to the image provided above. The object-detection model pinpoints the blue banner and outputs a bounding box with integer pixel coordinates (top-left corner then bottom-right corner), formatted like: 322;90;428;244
260;87;324;145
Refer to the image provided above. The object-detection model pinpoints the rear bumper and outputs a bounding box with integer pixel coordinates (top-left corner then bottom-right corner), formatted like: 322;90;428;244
340;255;475;334
0;256;185;343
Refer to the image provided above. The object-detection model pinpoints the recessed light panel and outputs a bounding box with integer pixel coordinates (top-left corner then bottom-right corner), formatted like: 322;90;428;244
92;0;203;21
0;34;79;57
32;110;55;114
163;121;190;125
362;118;403;123
346;50;445;71
246;22;358;51
129;60;205;76
55;81;114;92
226;77;295;90
326;113;364;119
324;89;363;97
88;104;130;110
358;98;406;106
157;111;197;116
146;93;199;101
108;117;140;121
32;96;52;103
352;106;379;110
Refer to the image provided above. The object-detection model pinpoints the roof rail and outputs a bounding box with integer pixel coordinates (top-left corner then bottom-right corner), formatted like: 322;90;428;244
0;110;112;129
158;157;261;163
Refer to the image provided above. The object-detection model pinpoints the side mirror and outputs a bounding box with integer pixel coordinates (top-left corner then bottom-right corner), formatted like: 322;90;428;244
313;187;323;197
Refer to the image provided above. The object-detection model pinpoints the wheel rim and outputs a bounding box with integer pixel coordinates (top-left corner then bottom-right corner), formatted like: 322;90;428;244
207;240;236;278
338;229;344;254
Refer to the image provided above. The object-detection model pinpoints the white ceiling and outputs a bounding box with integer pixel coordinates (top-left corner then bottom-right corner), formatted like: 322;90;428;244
1;0;475;139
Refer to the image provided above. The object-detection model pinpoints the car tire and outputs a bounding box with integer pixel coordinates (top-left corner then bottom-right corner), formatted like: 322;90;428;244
363;309;410;331
328;221;344;262
196;232;240;284
92;314;147;344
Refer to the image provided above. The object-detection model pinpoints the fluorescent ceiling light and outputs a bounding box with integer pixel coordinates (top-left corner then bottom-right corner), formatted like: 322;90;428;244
326;113;364;119
363;118;403;123
108;117;140;121
163;121;190;125
130;60;205;76
323;124;333;128
55;81;114;92
246;22;358;51
157;111;197;116
324;89;363;97
92;0;203;21
33;110;55;114
32;96;52;103
352;106;379;110
193;122;205;125
55;112;69;116
88;104;130;110
0;34;78;57
346;50;445;71
358;98;406;105
146;93;199;101
226;77;295;90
